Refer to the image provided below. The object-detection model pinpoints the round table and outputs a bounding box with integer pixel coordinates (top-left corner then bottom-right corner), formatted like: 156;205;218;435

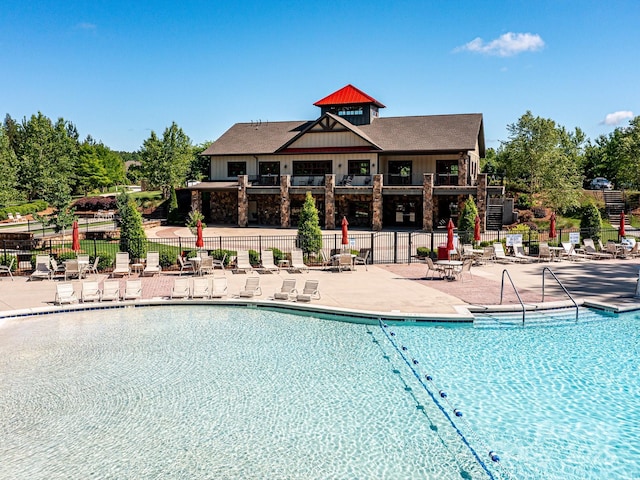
436;260;463;280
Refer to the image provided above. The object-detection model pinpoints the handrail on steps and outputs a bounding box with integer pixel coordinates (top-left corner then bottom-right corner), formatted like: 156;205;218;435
500;269;526;325
541;267;579;321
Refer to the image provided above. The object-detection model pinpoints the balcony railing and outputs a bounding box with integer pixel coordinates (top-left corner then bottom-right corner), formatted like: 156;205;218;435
434;174;459;186
249;175;280;186
383;174;423;186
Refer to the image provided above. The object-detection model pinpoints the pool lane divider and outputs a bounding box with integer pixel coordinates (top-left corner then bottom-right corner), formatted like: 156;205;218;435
378;320;517;480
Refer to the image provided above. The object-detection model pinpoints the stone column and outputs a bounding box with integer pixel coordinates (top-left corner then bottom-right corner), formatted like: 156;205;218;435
372;174;383;231
476;173;487;231
280;175;291;228
325;174;335;229
190;190;202;214
237;175;249;227
458;152;468;186
422;173;434;231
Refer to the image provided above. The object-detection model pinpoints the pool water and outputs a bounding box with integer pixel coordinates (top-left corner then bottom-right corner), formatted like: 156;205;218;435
0;306;638;479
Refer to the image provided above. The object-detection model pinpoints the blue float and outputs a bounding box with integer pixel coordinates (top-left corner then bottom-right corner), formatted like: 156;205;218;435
412;359;419;365
489;451;500;462
425;375;432;381
439;390;447;398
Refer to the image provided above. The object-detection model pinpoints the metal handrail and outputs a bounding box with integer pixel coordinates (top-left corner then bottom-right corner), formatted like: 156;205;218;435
541;267;579;321
500;269;526;325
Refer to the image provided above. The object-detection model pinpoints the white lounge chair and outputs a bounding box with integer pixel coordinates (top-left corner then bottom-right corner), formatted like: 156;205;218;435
289;249;309;273
87;256;100;275
260;250;280;274
0;257;14;281
15;213;23;222
170;278;190;299
239;276;261;297
295;280;320;302
513;244;536;263
143;252;162;276
493;243;521;263
274;278;297;300
7;213;15;222
112;252;131;277
581;239;613;260
101;280;120;301
211;277;228;298
191;278;210;299
30;255;52;281
55;283;78;305
81;281;101;302
122;279;142;300
234;250;254;274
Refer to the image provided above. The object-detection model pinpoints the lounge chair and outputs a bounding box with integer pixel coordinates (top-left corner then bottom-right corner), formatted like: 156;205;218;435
260;249;280;274
49;257;66;279
493;243;521;263
211;277;228;298
425;257;444;280
354;249;371;271
30;255;52;281
239;276;262;297
0;257;15;281
274;278;297;300
560;242;589;261
581;239;613;259
319;250;332;270
55;283;78;305
289;249;309;273
122;279;142;301
143;252;162;276
295;280;320;302
170;278;190;299
234;250;254;274
178;256;194;275
15;213;23;222
628;242;640;258
7;213;15;222
191;278;211;299
513;244;536;263
101;281;120;301
81;281;101;302
112;252;131;277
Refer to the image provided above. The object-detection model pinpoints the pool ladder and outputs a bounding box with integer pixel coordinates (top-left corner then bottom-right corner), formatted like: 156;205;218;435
499;267;578;325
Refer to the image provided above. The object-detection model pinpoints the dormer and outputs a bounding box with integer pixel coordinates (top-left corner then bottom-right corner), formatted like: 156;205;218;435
313;84;385;126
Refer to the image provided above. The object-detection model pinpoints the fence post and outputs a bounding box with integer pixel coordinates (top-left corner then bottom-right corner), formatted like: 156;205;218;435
393;231;398;264
408;232;413;264
370;233;374;264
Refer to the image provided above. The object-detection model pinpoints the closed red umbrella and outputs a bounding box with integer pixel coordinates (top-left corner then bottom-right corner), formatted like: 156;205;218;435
71;220;80;253
619;211;626;238
474;215;481;242
446;218;455;260
549;212;557;239
195;220;204;248
341;216;349;250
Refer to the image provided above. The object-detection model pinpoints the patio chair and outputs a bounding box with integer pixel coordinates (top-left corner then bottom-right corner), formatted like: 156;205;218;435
211;277;228;298
273;278;297;301
87;256;100;276
478;246;496;265
425;257;444;280
295;280;320;302
337;253;353;272
64;259;83;280
170;278;190;299
289;249;309;273
319;250;332;270
81;281;101;303
233;250;254;274
55;283;78;305
191;278;211;299
30;255;52;281
7;213;15;222
0;257;15;281
239;276;262;298
49;257;66;279
199;256;215;276
178;256;194;275
212;253;227;274
15;213;23;222
259;249;280;274
560;242;589;261
143;252;162;276
537;243;553;262
112;252;131;277
581;239;613;259
493;243;521;263
605;241;624;259
453;259;473;283
77;254;90;275
101;280;120;301
122;279;142;301
354;248;371;271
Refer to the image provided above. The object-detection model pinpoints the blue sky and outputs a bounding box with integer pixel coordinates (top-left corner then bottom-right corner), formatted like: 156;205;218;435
1;0;638;152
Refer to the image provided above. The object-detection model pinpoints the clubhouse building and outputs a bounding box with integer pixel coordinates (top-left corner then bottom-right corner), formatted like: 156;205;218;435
192;84;504;231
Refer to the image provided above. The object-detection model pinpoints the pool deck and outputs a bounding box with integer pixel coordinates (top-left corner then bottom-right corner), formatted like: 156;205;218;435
1;255;640;320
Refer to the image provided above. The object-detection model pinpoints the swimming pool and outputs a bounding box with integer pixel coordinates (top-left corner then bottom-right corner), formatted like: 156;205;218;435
0;306;638;479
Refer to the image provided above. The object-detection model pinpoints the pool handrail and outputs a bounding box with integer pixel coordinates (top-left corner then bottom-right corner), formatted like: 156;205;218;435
499;269;526;325
541;267;579;321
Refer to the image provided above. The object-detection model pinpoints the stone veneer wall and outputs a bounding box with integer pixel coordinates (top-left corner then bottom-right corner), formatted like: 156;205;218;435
251;195;281;226
209;191;238;224
422;173;434;231
190;190;202;214
324;174;335;230
238;175;248;227
372;174;383;231
280;175;291;228
476;173;487;232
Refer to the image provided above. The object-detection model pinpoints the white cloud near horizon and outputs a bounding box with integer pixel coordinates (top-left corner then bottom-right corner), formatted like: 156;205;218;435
602;111;634;126
76;22;97;31
455;32;545;57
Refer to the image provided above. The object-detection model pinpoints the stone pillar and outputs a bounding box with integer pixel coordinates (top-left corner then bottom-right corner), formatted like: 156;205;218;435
325;174;335;229
458;152;468;186
237;175;249;227
190;190;202;214
422;173;434;231
372;174;383;231
280;175;291;228
477;173;487;231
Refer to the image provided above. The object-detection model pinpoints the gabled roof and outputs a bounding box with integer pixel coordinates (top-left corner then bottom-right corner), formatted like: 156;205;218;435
313;84;385;108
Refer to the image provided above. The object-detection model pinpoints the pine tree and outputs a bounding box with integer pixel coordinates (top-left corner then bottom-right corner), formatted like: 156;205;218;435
457;196;478;244
117;192;147;260
297;192;323;255
580;202;602;242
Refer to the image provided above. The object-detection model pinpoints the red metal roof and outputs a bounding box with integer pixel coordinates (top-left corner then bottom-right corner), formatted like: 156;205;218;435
313;84;385;108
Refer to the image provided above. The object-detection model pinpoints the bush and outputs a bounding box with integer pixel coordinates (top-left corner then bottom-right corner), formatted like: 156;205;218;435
515;193;531;209
96;253;114;271
269;247;285;263
249;249;260;266
581;202;602;242
416;247;431;257
457;196;478;244
0;200;49;220
297;192;323;254
0;256;17;271
72;196;117;211
518;210;533;223
159;250;176;268
210;249;235;266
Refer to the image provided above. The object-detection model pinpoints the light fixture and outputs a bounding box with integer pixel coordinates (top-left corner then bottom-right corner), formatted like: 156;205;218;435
338;163;342;168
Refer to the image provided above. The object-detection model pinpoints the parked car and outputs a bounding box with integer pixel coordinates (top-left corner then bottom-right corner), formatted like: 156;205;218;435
589;177;613;190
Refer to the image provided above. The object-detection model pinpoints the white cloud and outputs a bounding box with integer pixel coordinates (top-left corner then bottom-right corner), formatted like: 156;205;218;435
76;22;97;31
455;32;545;57
602;111;634;126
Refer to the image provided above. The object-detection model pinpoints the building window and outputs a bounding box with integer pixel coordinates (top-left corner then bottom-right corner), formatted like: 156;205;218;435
436;160;458;186
337;106;363;116
388;161;412;185
227;161;246;177
292;160;332;176
348;160;370;175
259;162;280;176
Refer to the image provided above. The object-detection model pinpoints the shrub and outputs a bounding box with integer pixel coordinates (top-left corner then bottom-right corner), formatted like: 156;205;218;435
96;253;114;271
457;196;478;244
515;193;531;209
159;250;176;268
210;249;235;266
0;255;17;271
416;247;431;257
518;210;533;223
249;249;260;266
117;192;147;260
0;200;49;220
297;192;323;254
71;196;117;211
269;247;285;263
581;202;602;242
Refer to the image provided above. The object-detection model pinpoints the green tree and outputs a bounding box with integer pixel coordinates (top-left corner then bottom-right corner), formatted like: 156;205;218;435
140;122;192;197
189;141;213;182
117;192;147;260
457;196;478;244
167;186;180;224
186;209;206;235
580;202;602;242
76;143;111;194
297;192;323;255
0;127;19;205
